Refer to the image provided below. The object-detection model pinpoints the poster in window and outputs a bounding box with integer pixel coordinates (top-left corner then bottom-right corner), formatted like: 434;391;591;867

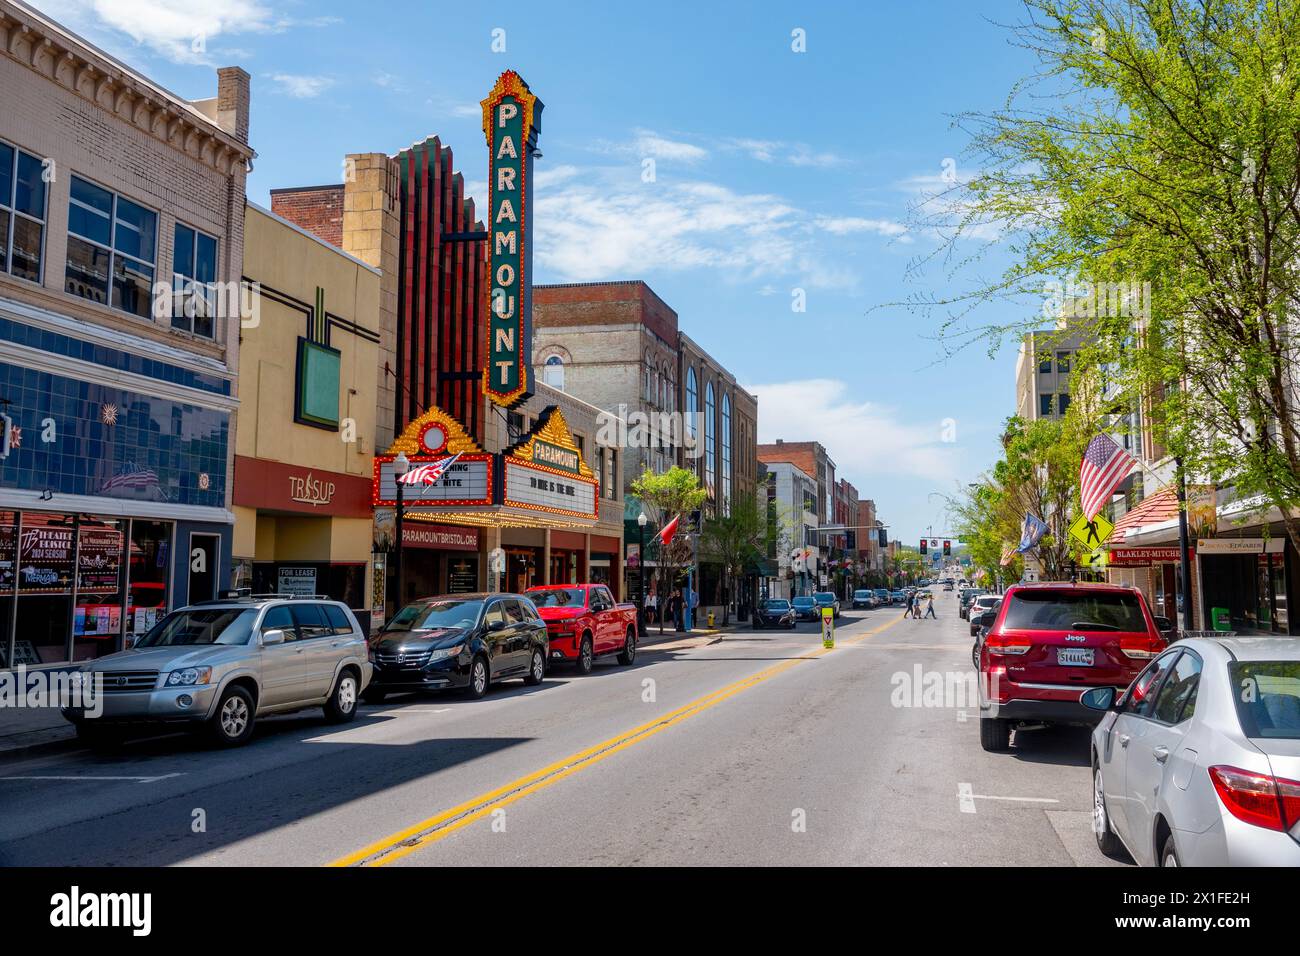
18;525;75;593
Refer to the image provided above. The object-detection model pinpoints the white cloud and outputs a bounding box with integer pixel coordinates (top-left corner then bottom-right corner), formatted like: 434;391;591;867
746;379;958;484
816;216;910;239
268;73;334;98
632;130;708;162
451;103;482;118
727;138;846;168
39;0;275;63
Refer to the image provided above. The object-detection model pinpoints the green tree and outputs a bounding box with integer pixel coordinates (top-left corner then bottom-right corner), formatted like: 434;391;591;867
909;0;1300;555
630;466;707;634
700;492;779;625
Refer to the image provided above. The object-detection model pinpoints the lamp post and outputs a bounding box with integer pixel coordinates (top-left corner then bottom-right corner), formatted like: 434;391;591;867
637;510;647;636
393;451;409;611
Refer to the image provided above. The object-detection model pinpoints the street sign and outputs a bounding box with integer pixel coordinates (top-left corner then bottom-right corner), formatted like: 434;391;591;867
821;607;834;648
1084;547;1107;570
1068;513;1113;551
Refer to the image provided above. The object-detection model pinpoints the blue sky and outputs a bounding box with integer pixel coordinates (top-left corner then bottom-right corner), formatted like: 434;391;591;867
34;0;1042;543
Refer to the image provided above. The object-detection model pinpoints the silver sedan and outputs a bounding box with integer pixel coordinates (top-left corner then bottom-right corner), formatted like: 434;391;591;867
1085;636;1300;866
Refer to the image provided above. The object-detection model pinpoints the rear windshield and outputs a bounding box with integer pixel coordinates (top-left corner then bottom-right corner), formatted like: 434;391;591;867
1229;662;1300;740
526;588;587;608
1001;590;1146;632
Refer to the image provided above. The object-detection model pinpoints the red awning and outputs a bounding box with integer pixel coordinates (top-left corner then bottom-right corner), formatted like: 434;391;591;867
1111;487;1179;538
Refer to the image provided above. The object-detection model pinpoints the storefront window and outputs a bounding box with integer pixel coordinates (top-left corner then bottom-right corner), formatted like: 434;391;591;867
0;511;15;667
73;518;125;661
127;520;171;648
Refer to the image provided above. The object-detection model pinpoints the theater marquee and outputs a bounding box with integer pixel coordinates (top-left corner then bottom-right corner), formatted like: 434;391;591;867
481;70;543;409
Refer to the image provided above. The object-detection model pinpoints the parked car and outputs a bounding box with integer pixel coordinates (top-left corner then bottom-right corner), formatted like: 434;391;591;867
977;582;1166;752
754;598;797;629
959;588;986;620
525;584;637;673
889;589;907;605
874;588;891;607
968;594;1002;636
367;593;548;701
62;595;372;748
851;589;875;609
1086;636;1300;866
791;596;820;621
969;599;1003;666
812;591;841;619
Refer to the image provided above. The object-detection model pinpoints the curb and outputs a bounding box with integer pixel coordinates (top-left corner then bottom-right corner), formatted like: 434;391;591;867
0;728;81;763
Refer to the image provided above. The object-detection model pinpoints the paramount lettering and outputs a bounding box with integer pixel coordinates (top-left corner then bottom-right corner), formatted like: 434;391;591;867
481;70;542;407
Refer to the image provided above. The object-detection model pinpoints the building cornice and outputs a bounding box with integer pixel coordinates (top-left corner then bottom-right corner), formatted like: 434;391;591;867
0;0;253;175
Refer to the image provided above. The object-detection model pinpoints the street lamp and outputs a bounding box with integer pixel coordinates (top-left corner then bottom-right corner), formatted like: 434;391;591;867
637;510;647;636
393;451;409;611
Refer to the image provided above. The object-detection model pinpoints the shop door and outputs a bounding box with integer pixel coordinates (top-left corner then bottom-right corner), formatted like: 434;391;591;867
188;533;220;605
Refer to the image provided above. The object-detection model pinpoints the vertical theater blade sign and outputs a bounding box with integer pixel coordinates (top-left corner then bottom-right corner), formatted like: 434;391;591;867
482;70;543;408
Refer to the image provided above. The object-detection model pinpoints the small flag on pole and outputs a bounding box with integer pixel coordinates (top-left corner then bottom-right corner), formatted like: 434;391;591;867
1080;434;1135;521
397;452;462;486
999;546;1017;567
652;514;680;547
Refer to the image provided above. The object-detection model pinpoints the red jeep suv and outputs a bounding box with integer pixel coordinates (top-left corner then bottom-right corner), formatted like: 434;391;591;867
977;582;1166;752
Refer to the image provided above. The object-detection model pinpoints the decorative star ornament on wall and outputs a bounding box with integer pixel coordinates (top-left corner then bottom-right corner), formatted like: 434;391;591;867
101;403;118;426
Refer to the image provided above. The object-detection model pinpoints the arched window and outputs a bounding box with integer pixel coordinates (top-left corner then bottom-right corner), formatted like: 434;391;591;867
721;393;732;515
685;367;698;442
543;354;564;390
705;381;716;495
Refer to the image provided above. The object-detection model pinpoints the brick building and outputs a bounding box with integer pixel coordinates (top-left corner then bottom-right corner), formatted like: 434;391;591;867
0;0;253;667
758;440;836;585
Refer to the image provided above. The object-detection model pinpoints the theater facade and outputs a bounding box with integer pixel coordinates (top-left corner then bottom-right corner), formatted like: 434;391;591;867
270;72;625;624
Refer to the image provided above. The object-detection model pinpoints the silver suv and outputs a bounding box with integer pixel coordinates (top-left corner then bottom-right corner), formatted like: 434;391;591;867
62;594;372;747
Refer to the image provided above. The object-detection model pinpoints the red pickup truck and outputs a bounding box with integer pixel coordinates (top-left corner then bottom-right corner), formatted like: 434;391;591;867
524;584;638;673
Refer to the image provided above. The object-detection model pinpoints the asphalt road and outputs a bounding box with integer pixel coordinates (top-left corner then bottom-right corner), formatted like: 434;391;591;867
0;592;1130;866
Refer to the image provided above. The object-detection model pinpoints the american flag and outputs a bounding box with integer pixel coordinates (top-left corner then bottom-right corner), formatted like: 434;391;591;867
1080;434;1135;521
397;453;461;487
100;466;160;493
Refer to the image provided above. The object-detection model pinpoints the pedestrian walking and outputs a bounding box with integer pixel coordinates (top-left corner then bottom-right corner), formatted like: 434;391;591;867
904;591;914;618
924;591;936;619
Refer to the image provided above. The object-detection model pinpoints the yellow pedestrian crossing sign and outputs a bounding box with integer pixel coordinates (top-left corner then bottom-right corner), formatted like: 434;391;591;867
1069;513;1113;551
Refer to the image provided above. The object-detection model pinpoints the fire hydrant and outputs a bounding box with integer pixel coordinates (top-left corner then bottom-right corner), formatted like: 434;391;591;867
707;611;715;627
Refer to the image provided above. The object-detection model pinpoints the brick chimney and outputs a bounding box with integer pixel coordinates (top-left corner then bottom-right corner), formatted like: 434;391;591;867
216;67;251;144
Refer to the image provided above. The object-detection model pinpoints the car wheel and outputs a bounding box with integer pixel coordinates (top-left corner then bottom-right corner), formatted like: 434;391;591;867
618;628;637;665
464;655;490;699
1092;763;1125;858
363;687;388;704
979;716;1011;752
323;669;360;723
524;648;545;686
207;685;256;747
971;642;980;669
575;634;594;675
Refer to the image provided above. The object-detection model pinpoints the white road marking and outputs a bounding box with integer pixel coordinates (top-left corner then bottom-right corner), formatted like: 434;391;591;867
971;793;1060;804
0;772;183;784
374;707;452;715
958;782;977;813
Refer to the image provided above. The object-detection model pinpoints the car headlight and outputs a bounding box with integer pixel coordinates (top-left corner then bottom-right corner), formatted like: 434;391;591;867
165;667;212;687
427;644;464;663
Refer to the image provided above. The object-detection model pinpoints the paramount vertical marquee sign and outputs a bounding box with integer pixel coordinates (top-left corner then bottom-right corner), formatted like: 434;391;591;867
481;70;543;408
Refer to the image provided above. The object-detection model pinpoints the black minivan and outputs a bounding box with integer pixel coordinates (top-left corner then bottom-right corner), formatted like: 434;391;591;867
366;593;549;701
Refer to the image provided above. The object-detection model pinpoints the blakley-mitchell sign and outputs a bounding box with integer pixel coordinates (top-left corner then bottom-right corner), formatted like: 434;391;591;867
481;70;543;408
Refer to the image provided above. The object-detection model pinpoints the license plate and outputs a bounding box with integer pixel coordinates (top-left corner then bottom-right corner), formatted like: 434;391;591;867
1057;647;1094;666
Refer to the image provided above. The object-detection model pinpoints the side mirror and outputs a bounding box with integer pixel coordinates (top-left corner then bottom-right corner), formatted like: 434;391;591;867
261;628;286;646
1154;616;1173;632
488;619;506;632
1080;686;1117;712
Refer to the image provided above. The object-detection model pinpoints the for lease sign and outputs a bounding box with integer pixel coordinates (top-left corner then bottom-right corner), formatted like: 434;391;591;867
481;70;543;408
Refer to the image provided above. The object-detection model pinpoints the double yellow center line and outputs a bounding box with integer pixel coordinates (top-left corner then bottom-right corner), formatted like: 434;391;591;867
329;613;903;867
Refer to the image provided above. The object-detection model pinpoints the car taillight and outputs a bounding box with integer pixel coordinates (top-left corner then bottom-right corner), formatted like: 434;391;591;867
1119;634;1163;659
1208;765;1300;832
984;632;1030;656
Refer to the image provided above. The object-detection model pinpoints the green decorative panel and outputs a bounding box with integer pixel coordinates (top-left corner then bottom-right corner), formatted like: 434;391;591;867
295;337;340;429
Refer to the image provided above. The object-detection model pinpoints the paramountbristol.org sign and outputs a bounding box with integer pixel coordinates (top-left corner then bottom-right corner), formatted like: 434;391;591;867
482;70;543;409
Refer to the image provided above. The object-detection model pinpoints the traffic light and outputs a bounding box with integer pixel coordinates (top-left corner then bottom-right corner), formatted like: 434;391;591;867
943;540;951;557
919;539;927;555
878;528;888;549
